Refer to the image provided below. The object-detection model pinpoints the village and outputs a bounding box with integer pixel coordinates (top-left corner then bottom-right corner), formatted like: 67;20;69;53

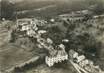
0;0;104;73
0;10;104;73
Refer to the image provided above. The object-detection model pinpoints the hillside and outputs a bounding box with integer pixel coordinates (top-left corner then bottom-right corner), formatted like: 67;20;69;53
14;0;104;18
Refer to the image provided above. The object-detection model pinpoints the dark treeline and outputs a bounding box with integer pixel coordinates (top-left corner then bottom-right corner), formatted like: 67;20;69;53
1;0;16;20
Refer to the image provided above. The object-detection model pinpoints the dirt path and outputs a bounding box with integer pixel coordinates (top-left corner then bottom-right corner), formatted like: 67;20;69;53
0;24;9;47
25;61;78;73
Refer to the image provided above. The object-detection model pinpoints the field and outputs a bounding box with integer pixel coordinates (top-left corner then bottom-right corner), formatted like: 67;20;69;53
0;21;39;72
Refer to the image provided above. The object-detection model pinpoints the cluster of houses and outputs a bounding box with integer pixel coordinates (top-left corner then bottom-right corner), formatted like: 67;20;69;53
69;50;103;73
59;10;104;25
15;17;68;67
45;44;68;67
17;18;47;27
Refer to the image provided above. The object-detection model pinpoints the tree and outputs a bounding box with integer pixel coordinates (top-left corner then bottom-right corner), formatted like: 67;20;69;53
89;0;104;15
1;0;15;20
